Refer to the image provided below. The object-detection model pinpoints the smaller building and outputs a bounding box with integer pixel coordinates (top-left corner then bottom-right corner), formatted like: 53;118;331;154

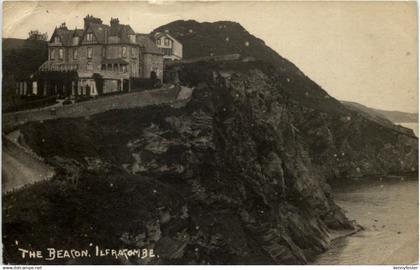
153;32;183;61
136;34;165;79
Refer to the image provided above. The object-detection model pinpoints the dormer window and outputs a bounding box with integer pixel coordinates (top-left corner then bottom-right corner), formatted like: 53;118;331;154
156;39;161;45
58;48;64;60
86;33;94;42
164;38;170;46
129;34;136;43
54;36;60;43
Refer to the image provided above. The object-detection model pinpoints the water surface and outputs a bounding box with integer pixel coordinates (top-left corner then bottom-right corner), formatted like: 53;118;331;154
315;176;418;265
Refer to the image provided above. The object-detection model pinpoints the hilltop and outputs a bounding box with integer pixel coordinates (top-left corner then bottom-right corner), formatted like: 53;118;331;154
153;20;346;114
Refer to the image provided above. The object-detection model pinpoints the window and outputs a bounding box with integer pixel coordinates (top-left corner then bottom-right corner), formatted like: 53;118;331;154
122;46;127;58
87;47;93;59
164;38;170;46
101;64;106;70
72;36;79;46
102;47;106;57
59;48;64;60
86;33;94;42
162;48;172;56
138;65;143;76
87;62;93;70
50;49;55;60
73;48;78;60
122;65;127;72
54;36;60;43
156;39;161;45
131;47;136;58
129;34;136;43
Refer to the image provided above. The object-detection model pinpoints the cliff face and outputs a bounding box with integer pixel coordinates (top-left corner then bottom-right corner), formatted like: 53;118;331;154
153;20;418;179
5;60;416;265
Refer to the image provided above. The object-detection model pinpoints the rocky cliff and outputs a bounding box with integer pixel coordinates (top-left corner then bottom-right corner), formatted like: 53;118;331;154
153;20;418;179
4;60;417;265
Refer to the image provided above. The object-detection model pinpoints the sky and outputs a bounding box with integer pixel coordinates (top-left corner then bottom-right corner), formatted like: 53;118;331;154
3;1;418;113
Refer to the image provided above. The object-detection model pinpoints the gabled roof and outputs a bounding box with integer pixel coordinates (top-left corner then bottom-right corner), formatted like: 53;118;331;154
109;24;135;43
154;32;182;45
81;23;135;44
136;34;163;55
83;23;110;44
50;28;74;46
51;28;85;46
49;17;163;50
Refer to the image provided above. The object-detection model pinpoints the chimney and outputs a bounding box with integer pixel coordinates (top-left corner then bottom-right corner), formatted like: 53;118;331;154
110;17;120;27
59;22;67;30
84;14;103;29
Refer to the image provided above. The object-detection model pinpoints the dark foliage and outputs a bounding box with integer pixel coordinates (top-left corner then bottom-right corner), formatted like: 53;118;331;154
2;38;48;111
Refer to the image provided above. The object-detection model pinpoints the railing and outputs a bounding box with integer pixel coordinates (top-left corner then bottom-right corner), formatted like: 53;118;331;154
39;61;78;72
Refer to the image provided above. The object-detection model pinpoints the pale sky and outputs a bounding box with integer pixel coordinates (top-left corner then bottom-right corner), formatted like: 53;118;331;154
3;1;418;113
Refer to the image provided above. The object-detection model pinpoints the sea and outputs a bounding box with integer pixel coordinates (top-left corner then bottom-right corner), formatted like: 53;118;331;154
314;176;418;265
314;121;419;264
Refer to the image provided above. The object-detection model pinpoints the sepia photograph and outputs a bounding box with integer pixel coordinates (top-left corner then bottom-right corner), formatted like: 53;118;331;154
1;0;419;266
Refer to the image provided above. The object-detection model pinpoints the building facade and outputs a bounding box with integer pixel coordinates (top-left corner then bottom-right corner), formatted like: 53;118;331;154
26;15;164;98
153;32;183;61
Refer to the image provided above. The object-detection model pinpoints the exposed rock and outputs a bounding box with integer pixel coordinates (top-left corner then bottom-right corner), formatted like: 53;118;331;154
5;47;417;266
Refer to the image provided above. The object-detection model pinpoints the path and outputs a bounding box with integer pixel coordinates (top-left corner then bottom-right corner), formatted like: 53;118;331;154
2;135;55;193
3;87;190;132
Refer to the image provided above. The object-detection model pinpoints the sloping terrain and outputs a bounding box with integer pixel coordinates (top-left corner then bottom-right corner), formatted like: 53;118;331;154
342;100;418;124
4;60;417;265
2;135;54;193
